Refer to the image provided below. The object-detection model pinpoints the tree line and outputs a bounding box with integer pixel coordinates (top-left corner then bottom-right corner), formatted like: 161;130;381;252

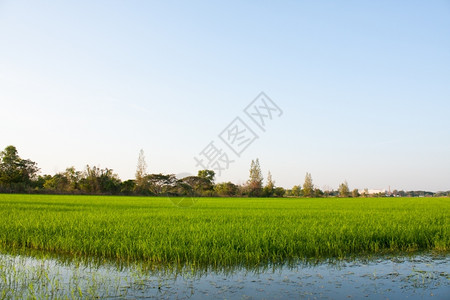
0;145;447;197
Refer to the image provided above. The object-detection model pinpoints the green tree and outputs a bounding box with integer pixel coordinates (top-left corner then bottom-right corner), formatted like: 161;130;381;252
302;172;314;197
63;167;82;191
273;187;286;197
198;170;215;184
352;188;360;198
0;145;39;191
145;173;177;195
97;168;121;194
42;167;82;193
291;185;302;197
314;188;324;198
338;181;350;197
262;171;275;197
247;159;263;196
43;173;69;191
135;149;148;193
120;179;136;195
80;165;101;194
214;182;238;196
79;165;121;194
181;175;213;196
33;174;52;190
362;188;369;197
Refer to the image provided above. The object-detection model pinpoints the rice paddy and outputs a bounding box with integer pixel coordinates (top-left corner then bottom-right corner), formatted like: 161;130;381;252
0;194;448;269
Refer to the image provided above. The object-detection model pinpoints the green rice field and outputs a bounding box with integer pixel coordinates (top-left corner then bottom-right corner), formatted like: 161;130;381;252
0;194;448;268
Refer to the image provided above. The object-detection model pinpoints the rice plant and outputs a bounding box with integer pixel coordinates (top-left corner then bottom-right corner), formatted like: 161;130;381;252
0;194;448;268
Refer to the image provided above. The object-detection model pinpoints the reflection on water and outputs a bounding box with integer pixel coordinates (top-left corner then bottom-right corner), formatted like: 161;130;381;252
0;252;449;299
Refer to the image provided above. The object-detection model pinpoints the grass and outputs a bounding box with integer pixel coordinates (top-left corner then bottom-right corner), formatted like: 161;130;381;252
0;194;448;268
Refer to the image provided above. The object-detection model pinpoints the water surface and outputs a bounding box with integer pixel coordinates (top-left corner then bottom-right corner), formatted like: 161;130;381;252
0;252;448;299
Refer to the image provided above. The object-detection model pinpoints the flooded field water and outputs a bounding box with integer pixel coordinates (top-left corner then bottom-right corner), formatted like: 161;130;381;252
1;253;449;299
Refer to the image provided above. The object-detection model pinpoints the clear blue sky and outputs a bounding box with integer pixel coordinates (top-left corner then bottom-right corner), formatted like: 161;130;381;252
1;1;449;191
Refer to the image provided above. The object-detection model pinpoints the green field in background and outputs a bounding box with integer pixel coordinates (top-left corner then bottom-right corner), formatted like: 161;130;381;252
0;194;448;268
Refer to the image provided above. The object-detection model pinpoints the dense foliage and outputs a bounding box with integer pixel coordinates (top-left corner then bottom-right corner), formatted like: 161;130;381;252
0;145;448;197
